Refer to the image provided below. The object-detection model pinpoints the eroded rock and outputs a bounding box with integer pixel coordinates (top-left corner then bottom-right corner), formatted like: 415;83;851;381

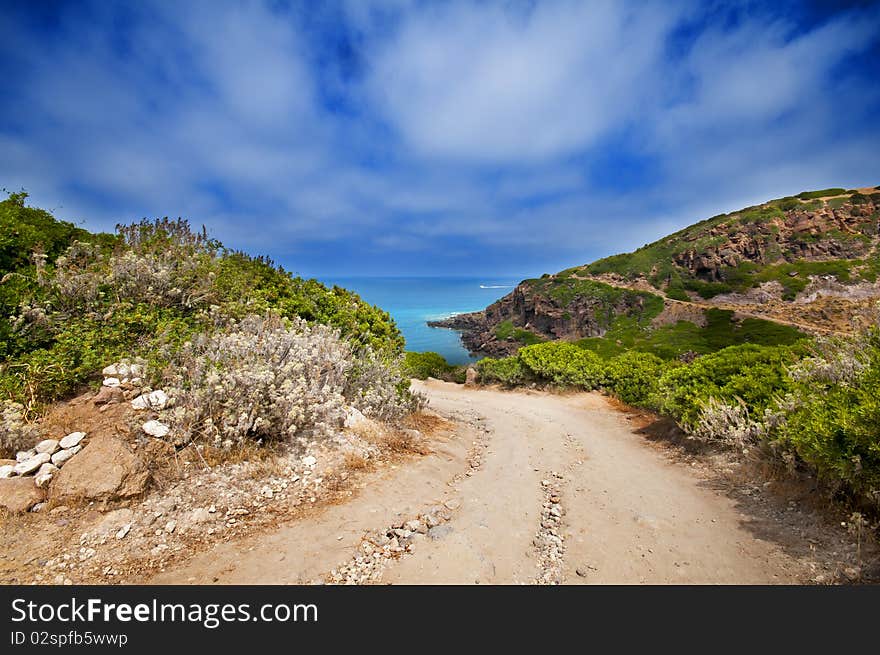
50;435;149;502
0;477;46;513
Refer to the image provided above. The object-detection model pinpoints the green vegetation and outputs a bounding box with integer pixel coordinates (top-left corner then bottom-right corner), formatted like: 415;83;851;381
494;319;545;345
0;192;404;421
577;308;805;360
796;188;846;200
552;188;877;301
403;351;466;383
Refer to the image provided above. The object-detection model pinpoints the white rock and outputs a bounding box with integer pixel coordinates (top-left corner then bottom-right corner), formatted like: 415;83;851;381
260;485;274;499
103;377;121;387
131;389;169;410
59;432;86;449
14;452;51;476
16;449;36;463
302;455;317;467
35;463;58;488
0;464;14;479
187;508;212;524
35;439;60;455
142;420;170;438
164;520;176;533
51;445;81;466
130;364;145;377
115;523;131;540
102;364;119;376
344;407;369;429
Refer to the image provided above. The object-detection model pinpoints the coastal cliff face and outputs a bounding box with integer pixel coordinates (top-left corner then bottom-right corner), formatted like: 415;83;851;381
430;278;663;357
432;187;880;358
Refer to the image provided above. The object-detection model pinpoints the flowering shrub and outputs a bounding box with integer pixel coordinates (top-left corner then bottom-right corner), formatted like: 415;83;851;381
0;400;39;457
161;315;416;448
691;398;763;449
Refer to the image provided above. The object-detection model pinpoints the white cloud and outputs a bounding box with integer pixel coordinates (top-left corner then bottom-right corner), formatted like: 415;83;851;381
365;1;683;162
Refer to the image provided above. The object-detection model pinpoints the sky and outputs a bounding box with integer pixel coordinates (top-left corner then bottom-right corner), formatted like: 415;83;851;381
1;0;879;278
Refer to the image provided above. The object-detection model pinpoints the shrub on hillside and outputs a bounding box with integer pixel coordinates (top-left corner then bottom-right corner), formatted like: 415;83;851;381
601;351;665;406
656;344;796;431
403;351;454;380
0;399;39;458
476;356;529;386
518;342;604;388
769;330;880;503
161;315;417;449
691;398;763;449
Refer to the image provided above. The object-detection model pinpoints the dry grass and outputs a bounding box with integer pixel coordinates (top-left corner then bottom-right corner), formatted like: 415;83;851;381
343;451;370;471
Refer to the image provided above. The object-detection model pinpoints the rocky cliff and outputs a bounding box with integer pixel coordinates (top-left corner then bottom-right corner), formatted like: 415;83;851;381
432;187;880;357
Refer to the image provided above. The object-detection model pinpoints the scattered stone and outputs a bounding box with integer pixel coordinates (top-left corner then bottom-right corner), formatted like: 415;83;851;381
50;435;149;502
93;385;124;406
59;432;86;449
405;519;426;534
465;367;479;386
16;449;36;463
131;389;169;411
142;420;170;438
427;524;453;540
35;463;59;488
343;407;369;429
103;377;121;387
14;452;51;476
423;513;440;528
0;464;14;479
31;502;46;512
51;446;82;466
165;520;176;533
188;508;212;524
0;477;46;513
116;523;131;540
102;364;119;377
302;455;317;467
35;439;60;455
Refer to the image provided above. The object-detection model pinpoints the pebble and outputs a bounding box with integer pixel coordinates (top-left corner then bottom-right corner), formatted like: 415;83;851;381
51;445;82;466
59;432;86;449
116;524;132;540
35;439;60;455
14;452;51;476
103;377;121;387
142;420;170;438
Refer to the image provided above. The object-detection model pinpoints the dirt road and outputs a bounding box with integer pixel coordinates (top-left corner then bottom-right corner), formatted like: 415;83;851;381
151;380;827;584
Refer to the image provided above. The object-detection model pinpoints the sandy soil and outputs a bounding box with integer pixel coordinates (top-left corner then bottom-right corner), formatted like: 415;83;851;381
149;380;872;585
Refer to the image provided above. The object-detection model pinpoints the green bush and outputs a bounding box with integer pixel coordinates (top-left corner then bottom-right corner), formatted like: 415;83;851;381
601;351;666;406
403;351;455;380
796;188;846;200
0;193;405;417
656;344;797;430
476;356;529;386
771;332;880;503
517;341;604;388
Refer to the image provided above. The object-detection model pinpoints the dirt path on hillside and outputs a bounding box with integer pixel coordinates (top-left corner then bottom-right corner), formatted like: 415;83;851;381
148;380;863;585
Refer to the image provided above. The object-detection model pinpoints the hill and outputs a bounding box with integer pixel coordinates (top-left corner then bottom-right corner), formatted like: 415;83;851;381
432;186;880;359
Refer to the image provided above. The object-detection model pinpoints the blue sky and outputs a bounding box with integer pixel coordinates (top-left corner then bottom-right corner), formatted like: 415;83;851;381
1;1;879;277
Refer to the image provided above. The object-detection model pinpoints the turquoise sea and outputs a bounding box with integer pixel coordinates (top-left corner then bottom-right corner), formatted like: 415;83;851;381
320;277;520;365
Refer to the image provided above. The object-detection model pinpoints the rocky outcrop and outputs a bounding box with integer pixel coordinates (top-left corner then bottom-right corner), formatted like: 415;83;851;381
431;279;661;357
672;198;878;282
0;477;46;513
50;435;149;502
